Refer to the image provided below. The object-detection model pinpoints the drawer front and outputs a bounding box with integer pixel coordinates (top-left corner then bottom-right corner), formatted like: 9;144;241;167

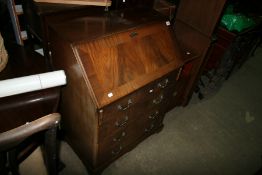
98;111;164;164
97;69;179;164
98;69;179;124
98;88;172;139
98;97;167;139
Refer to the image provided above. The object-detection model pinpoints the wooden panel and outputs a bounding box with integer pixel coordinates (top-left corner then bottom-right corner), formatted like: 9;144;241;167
111;0;154;10
172;20;211;105
48;8;169;43
175;0;226;36
34;0;112;6
49;32;99;167
174;20;211;54
75;22;183;108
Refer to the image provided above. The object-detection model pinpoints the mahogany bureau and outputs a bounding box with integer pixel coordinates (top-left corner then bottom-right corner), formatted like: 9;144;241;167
48;8;195;174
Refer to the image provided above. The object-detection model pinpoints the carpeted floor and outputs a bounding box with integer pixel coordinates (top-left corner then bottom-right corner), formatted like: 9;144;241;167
20;46;262;175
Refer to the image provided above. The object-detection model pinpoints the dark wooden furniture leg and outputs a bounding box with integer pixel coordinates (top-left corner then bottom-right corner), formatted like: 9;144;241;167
44;127;58;175
0;152;8;175
8;149;19;175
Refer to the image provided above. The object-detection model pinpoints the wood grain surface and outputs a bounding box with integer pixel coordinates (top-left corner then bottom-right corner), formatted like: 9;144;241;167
33;0;111;6
75;23;184;108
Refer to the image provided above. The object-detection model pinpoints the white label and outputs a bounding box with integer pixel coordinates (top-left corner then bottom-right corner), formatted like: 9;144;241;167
166;21;171;26
108;92;113;98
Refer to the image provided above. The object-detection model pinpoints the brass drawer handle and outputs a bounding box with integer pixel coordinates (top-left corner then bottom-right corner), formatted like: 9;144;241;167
152;94;164;105
115;116;129;128
117;99;132;111
145;123;155;132
113;131;126;142
157;79;169;89
111;145;122;155
148;111;159;120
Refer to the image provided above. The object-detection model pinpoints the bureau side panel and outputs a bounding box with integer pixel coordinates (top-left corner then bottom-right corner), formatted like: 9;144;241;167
49;30;99;168
174;20;211;106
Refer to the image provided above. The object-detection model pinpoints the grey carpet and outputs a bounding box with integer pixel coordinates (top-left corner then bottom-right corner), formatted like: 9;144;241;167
21;47;262;175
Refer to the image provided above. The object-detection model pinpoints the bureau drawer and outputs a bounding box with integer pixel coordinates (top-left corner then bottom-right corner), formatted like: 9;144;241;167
98;104;165;140
98;69;179;125
98;112;164;164
97;70;178;139
98;95;169;139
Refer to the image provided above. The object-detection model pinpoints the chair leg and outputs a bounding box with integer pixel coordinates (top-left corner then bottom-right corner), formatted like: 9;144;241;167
8;149;20;175
44;127;58;175
0;152;8;175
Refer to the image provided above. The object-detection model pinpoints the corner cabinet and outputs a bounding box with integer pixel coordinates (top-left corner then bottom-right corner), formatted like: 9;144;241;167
48;9;196;174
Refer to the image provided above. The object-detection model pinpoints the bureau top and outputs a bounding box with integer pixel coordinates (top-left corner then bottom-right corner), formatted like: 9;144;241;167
50;9;187;108
49;8;170;43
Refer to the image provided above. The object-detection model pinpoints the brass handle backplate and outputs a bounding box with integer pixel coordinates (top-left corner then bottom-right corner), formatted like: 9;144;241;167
153;94;164;105
117;99;132;111
115;116;129;128
157;79;169;89
111;145;122;155
113;131;126;142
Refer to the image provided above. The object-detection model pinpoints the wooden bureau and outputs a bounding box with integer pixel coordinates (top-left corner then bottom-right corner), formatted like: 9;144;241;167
48;8;196;174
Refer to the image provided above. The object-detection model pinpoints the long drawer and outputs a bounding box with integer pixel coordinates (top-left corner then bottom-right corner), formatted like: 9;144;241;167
96;69;179;164
97;69;179;125
97;112;164;164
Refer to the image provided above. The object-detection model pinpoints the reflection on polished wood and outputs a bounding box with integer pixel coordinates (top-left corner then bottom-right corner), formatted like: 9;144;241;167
76;22;183;107
0;45;60;132
34;0;112;6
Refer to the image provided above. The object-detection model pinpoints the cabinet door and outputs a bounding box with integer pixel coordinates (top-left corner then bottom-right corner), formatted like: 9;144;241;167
175;0;226;36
